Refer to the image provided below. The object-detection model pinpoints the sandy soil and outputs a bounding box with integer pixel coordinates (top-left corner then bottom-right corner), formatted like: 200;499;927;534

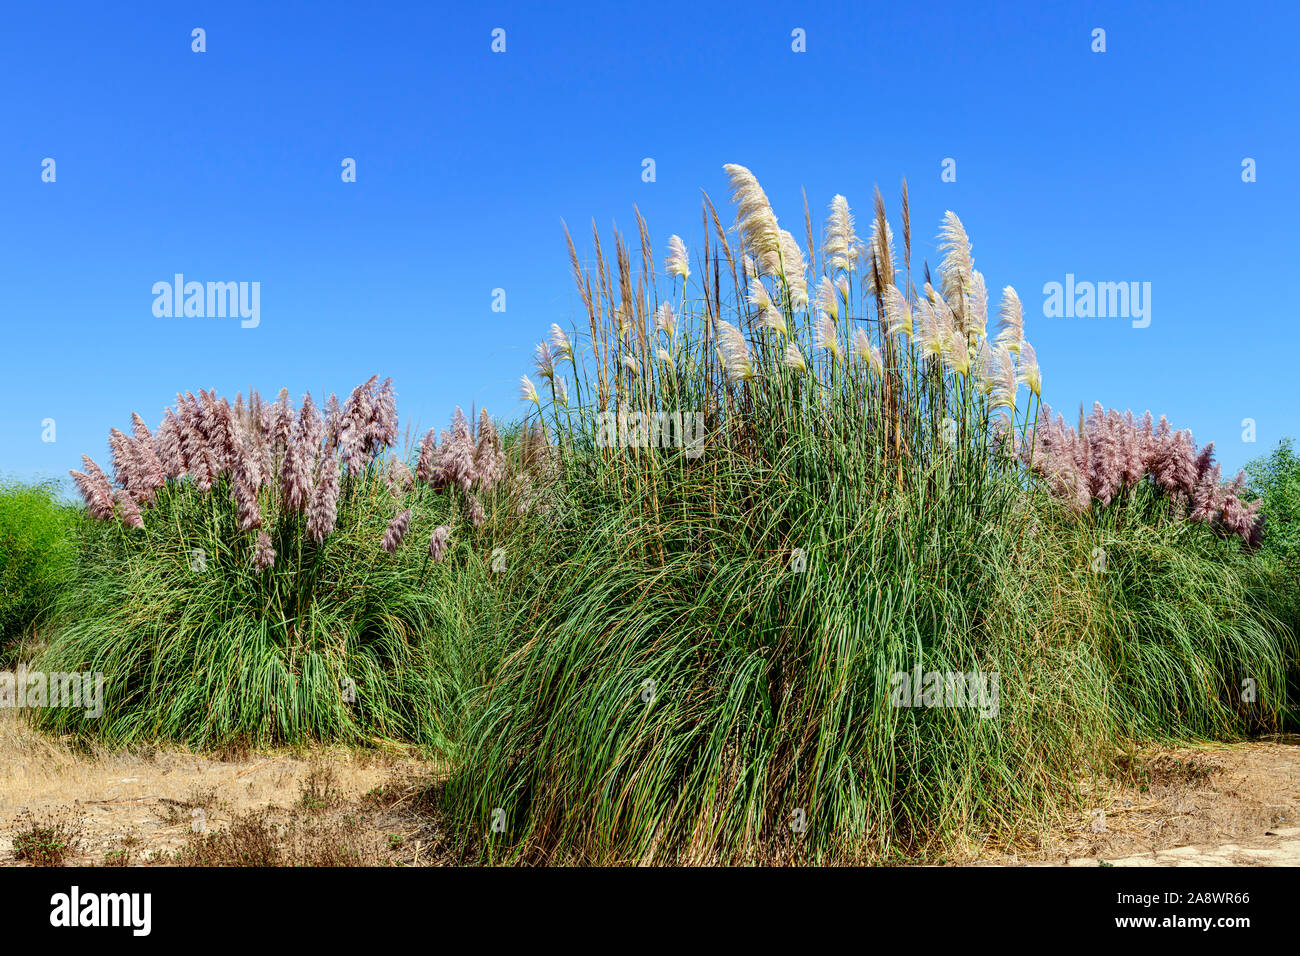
0;710;449;866
979;735;1300;866
2;708;1297;866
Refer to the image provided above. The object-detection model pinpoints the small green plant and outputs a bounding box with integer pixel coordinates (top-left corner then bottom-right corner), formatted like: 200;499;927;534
299;764;341;813
11;809;84;866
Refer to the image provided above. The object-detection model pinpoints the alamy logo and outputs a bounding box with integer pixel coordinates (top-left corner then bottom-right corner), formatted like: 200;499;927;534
50;886;151;936
595;410;706;458
0;667;103;718
889;668;999;718
152;274;260;328
1043;274;1150;328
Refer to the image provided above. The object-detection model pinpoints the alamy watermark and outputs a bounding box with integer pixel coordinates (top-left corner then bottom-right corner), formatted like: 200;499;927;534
152;274;260;328
1;667;104;718
889;668;999;718
595;410;706;458
1043;274;1150;328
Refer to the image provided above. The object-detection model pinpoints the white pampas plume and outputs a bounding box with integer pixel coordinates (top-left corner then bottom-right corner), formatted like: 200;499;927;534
1017;341;1042;397
748;278;785;334
555;376;569;406
942;330;972;377
867;216;896;296
723;163;780;261
665;234;690;280
883;284;913;338
549;323;573;361
817;275;839;322
823;194;861;273
815;311;841;362
967;269;988;339
714;319;755;383
654;302;676;341
534;341;556;381
852;327;883;374
621;354;640;377
938;211;973;306
520;375;541;406
915;293;947;360
989;347;1020;410
996;286;1024;355
768;230;808;311
973;339;996;395
783;341;808;373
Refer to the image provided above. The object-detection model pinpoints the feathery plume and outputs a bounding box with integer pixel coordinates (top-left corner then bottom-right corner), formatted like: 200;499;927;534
938;211;973;311
783;341;808;373
665;234;690;280
381;509;412;553
428;525;452;563
823;194;861;273
306;458;340;543
114;490;144;530
996;286;1024;355
416;429;438;485
815;311;842;362
1018;342;1042;397
817;275;839;322
714;320;755;383
723;163;781;261
549;323;573;361
474;410;506;491
251;531;276;571
534;341;556;381
653;302;676;341
520;375;541;406
883;284;913;338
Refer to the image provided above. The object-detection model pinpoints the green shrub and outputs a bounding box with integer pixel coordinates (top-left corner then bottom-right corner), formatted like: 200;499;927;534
1246;437;1300;566
0;478;78;653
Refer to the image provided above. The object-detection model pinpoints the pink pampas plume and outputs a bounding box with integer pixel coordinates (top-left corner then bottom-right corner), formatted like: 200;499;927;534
70;460;115;521
251;531;276;571
443;408;477;491
474;410;505;491
130;412;153;444
270;388;295;457
466;493;486;527
370;377;399;452
298;392;324;451
155;410;187;479
382;508;412;553
108;428;139;493
416;430;437;485
385;459;414;497
306;458;340;543
428;525;452;563
233;478;262;531
279;400;321;514
114;489;144;530
321;393;342;456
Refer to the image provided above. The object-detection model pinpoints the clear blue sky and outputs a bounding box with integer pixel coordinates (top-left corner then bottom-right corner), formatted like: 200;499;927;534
2;0;1295;487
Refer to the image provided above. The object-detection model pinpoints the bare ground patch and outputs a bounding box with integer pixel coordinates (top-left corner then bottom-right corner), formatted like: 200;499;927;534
974;734;1300;866
0;710;452;866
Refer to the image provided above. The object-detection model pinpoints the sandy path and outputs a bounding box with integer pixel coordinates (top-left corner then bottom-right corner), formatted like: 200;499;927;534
0;711;445;865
